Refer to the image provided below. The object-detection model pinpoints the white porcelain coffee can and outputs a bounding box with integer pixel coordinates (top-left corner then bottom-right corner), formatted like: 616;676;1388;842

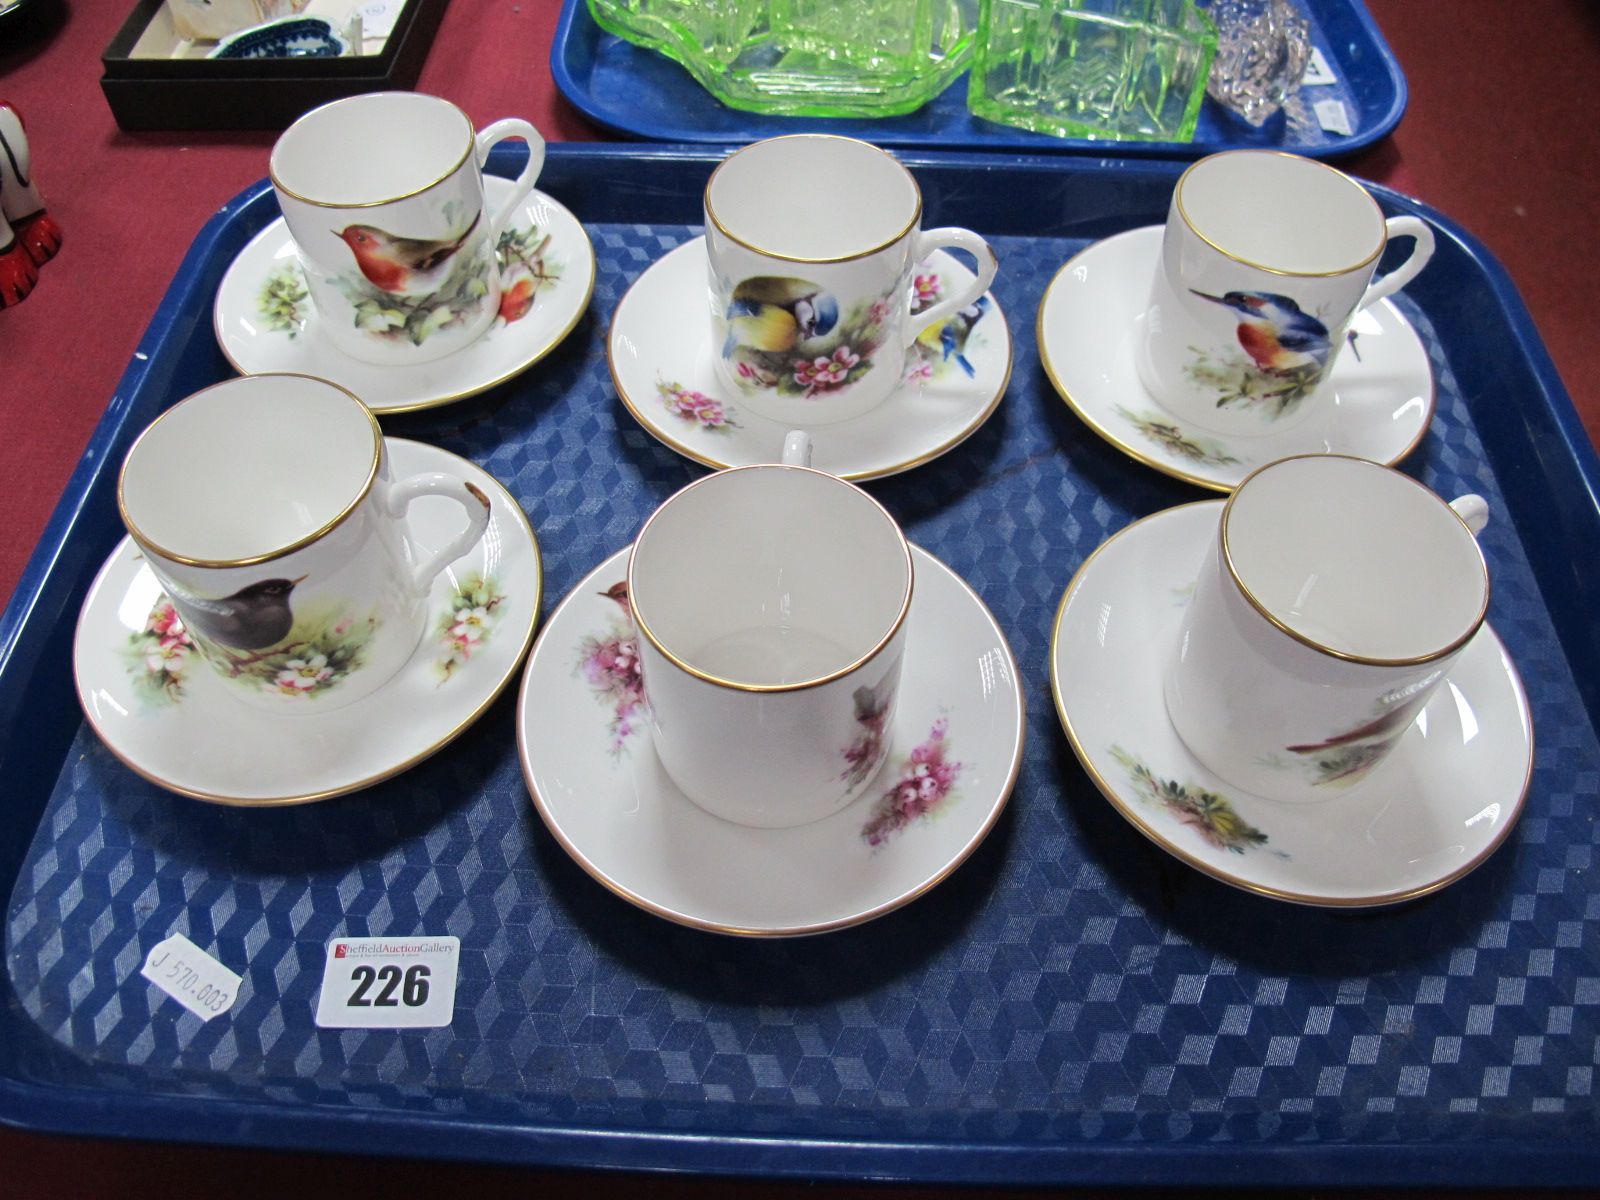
626;437;914;828
704;134;998;427
270;92;544;366
117;374;491;712
1137;150;1434;437
1165;455;1489;803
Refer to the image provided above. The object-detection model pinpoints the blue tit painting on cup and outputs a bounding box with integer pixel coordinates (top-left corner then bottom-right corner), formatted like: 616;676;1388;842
705;135;998;428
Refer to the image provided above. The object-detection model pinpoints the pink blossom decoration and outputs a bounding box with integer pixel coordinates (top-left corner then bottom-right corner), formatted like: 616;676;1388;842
435;576;506;682
580;582;649;754
449;604;494;658
144;642;187;677
861;716;963;847
658;379;736;430
912;273;941;312
794;345;860;395
143;603;194;674
148;603;187;643
144;604;193;673
126;599;197;706
735;361;778;388
271;654;333;695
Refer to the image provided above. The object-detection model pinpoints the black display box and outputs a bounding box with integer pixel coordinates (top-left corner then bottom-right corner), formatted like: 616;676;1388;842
100;0;449;131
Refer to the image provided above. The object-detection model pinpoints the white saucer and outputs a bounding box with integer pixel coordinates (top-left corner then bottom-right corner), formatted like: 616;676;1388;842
1038;226;1436;492
214;178;596;413
517;543;1025;936
1049;500;1532;907
607;236;1013;481
74;439;542;805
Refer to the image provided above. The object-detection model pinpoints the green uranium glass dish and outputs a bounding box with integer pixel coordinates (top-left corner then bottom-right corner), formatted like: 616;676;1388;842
968;0;1217;142
585;0;980;117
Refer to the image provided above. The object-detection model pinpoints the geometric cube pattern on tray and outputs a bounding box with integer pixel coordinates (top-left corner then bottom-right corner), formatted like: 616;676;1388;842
6;226;1598;1147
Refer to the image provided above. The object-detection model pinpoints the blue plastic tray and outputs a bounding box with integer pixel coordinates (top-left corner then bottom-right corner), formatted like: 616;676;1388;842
3;146;1598;1186
552;0;1407;159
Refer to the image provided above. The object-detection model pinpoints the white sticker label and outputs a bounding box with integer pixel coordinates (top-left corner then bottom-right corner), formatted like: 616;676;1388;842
315;936;459;1029
1314;98;1354;136
1303;47;1339;87
141;933;241;1021
354;0;401;39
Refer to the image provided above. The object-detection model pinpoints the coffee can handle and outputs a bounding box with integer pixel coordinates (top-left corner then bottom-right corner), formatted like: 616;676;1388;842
476;118;546;239
1450;493;1490;536
781;430;813;468
905;228;999;345
1358;216;1435;312
384;473;494;592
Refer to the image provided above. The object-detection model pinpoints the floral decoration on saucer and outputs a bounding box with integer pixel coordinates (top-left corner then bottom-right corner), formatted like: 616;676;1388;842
608;237;1012;481
215;177;595;413
1037;226;1436;492
517;543;1025;936
1049;500;1532;906
75;439;541;805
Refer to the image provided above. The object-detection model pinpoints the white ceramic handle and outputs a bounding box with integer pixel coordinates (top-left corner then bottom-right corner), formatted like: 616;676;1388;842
781;430;813;467
384;472;493;592
905;227;999;344
476;117;546;238
1451;493;1490;536
1358;215;1435;312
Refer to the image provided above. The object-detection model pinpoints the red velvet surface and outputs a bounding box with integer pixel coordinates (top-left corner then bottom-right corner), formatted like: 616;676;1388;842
1;0;1597;1194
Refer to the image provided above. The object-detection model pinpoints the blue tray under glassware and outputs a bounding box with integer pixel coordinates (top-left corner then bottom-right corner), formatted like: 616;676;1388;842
551;0;1407;159
2;145;1598;1186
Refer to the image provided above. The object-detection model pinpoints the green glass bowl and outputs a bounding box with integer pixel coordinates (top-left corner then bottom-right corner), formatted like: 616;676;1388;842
586;0;979;118
968;0;1217;143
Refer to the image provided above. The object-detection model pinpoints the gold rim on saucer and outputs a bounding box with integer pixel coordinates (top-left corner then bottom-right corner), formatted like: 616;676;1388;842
212;188;596;414
1048;500;1534;907
606;238;1012;482
519;543;1026;937
1035;229;1436;494
76;439;542;806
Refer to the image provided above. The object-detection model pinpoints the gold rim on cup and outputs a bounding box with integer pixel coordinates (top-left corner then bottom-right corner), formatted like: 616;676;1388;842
1218;453;1491;667
269;93;477;210
703;134;925;266
117;373;383;570
626;464;915;694
1173;149;1390;279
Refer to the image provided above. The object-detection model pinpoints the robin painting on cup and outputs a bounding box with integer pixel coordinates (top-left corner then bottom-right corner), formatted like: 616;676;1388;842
334;212;481;295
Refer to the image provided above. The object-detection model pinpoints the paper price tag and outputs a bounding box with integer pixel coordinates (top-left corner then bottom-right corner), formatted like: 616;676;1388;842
141;933;241;1021
1314;98;1354;136
315;936;459;1029
354;0;401;39
1303;47;1339;87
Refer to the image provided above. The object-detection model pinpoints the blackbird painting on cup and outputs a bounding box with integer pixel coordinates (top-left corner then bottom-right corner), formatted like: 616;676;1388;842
179;576;306;651
334;212;481;294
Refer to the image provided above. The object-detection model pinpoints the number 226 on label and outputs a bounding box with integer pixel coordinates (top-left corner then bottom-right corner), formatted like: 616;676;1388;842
314;936;460;1029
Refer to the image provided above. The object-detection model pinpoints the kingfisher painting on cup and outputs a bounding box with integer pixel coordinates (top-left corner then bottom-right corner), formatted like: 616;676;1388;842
1184;287;1332;418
